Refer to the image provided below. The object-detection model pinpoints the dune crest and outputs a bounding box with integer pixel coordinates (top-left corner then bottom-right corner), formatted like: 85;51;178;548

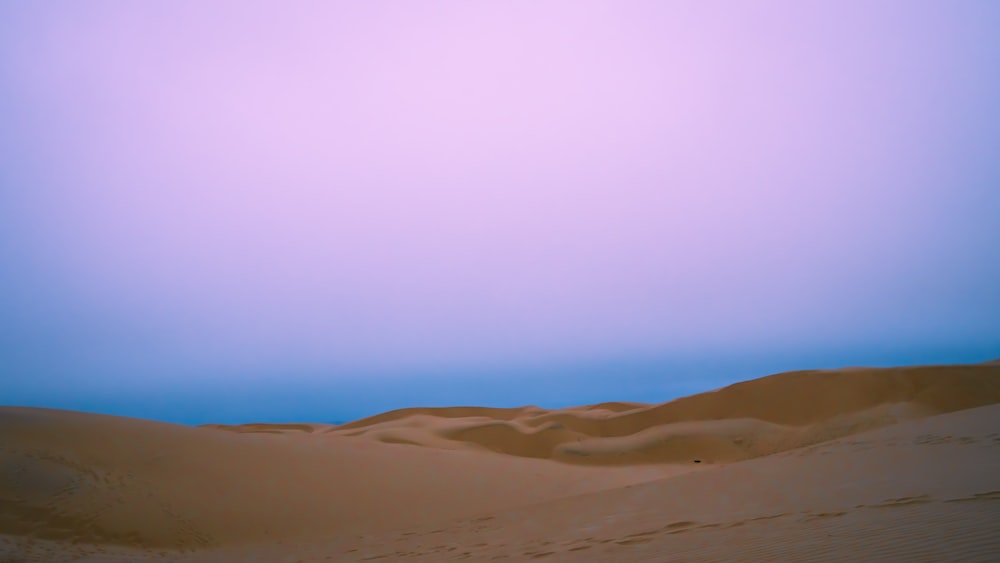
199;422;333;434
326;364;1000;464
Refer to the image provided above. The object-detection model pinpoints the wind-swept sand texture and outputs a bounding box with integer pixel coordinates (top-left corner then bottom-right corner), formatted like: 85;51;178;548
2;362;998;561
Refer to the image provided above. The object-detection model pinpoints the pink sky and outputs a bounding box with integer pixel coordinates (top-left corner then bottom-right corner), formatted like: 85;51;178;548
1;1;998;422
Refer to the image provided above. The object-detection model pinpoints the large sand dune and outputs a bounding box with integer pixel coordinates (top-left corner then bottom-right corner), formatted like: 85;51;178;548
325;364;1000;464
1;361;998;561
0;408;677;549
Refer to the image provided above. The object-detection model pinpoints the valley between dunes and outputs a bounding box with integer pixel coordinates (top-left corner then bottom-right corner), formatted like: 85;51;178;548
2;362;999;561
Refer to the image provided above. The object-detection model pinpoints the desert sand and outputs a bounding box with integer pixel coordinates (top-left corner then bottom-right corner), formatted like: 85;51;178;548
2;361;998;562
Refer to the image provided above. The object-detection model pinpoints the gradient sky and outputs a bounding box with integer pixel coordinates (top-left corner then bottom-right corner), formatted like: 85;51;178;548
2;1;998;424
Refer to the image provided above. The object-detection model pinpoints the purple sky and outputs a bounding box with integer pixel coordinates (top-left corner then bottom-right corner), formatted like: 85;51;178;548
2;1;999;424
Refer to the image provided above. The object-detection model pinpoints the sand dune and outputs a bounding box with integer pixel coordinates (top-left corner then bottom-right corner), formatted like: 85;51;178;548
199;422;334;434
568;401;650;413
0;407;680;551
1;361;998;561
326;363;1000;464
304;403;1000;562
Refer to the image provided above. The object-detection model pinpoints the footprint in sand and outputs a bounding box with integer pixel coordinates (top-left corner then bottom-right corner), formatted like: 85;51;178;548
865;494;933;508
801;511;847;522
944;490;1000;503
615;530;659;545
662;520;699;534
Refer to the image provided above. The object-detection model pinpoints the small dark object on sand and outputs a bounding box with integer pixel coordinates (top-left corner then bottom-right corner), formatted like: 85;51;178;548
693;459;701;463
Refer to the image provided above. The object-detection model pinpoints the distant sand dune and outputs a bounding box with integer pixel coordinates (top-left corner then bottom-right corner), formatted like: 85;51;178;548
572;400;650;413
326;364;1000;464
199;422;330;434
1;361;998;560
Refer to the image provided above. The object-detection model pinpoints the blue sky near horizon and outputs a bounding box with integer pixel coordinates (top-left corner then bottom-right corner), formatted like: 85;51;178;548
5;344;1000;425
2;1;999;425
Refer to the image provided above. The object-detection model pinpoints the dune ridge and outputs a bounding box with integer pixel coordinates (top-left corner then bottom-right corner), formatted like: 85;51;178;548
1;361;998;559
326;363;1000;464
198;422;333;434
304;403;1000;563
0;408;679;550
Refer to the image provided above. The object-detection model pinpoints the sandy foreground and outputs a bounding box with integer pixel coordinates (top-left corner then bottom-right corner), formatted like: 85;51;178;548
2;362;998;562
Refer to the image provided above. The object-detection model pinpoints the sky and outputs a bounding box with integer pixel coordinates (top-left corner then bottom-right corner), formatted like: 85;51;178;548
1;1;998;425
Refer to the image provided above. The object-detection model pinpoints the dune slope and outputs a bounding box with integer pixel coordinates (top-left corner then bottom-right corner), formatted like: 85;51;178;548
1;361;998;559
7;402;996;562
328;364;1000;464
309;403;1000;562
0;407;678;550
